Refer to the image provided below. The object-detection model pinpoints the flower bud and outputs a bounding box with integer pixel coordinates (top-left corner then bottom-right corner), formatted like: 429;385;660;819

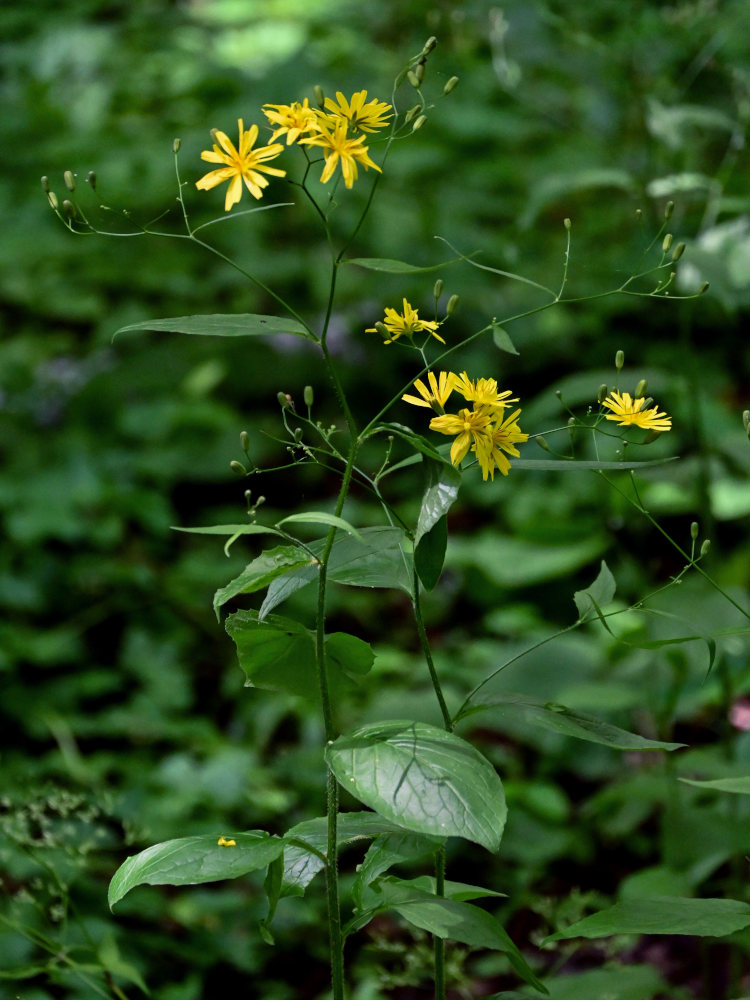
564;217;572;231
567;416;576;428
47;191;59;210
635;208;642;220
700;539;711;557
405;104;421;123
293;427;303;442
662;233;673;252
87;170;97;189
244;489;252;505
255;496;265;507
598;384;608;403
373;321;390;340
172;138;181;154
635;379;648;398
277;391;290;408
699;281;710;294
443;76;459;94
642;397;654;409
303;385;314;408
415;62;426;85
743;410;750;433
62;199;76;219
671;241;686;262
535;435;550;452
433;278;444;299
664;200;674;220
422;36;438;55
240;430;250;452
412;114;427;131
230;460;247;475
446;294;459;315
615;350;625;371
313;85;325;108
407;70;420;88
41;175;50;192
690;521;699;540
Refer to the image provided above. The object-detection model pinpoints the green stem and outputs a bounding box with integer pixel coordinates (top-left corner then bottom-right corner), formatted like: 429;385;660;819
412;565;452;731
434;844;447;1000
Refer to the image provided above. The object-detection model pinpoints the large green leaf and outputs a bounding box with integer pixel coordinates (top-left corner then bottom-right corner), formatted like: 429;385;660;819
225;610;373;701
260;526;412;618
545;897;750;942
326;721;507;851
214;546;314;619
114;313;312;339
108;831;283;908
414;460;461;547
352;833;444;908
459;695;685;750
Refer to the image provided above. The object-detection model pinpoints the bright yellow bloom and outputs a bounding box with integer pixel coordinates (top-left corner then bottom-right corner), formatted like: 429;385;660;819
262;99;319;145
429;407;494;467
367;299;444;345
602;391;672;432
321;90;393;133
300;118;381;189
196;120;286;211
474;409;528;480
453;372;518;410
402;371;456;412
217;836;237;847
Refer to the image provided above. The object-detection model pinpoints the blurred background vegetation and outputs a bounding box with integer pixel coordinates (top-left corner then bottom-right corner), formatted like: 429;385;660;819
3;0;750;997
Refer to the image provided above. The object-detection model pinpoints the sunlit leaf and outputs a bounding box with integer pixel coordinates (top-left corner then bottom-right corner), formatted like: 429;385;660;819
114;313;312;339
213;546;314;619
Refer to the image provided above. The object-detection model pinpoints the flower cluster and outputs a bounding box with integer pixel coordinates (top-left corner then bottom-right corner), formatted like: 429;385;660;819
196;91;393;210
366;298;444;344
403;371;528;480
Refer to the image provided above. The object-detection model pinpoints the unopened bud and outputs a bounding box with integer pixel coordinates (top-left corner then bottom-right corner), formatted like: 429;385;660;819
62;199;76;219
568;416;576;428
699;281;710;294
407;70;420;88
642;397;654;409
414;61;425;84
564;217;572;231
662;233;673;252
87;170;97;189
535;435;550;452
598;384;609;403
405;104;421;123
303;385;314;408
700;539;711;557
671;241;686;262
690;521;700;540
172;138;181;154
446;294;459;315
277;391;291;408
240;430;250;452
433;278;444;299
255;496;265;507
635;208;642;220
743;410;750;433
47;191;59;210
635;379;648;398
373;321;390;340
293;427;303;442
313;85;325;108
443;75;459;94
230;460;247;475
664;200;674;220
63;170;76;192
412;114;427;131
41;175;50;192
244;490;252;505
615;350;625;371
422;35;438;55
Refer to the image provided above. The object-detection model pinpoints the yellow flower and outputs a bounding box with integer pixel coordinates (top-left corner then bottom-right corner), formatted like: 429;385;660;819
196;119;286;212
321;90;393;133
474;409;528;480
262;99;319;145
602;390;672;432
366;298;444;345
402;371;456;412
429;407;494;467
453;372;519;411
217;836;237;847
300;118;381;189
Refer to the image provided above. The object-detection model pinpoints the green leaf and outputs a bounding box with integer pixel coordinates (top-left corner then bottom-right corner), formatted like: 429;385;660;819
173;522;284;556
326;721;507;851
574;560;617;623
97;935;150;994
378;422;453;467
414;460;461;547
260;526;412;618
460;695;685;751
544;897;750;942
509;457;679;471
352;832;443;908
361;878;545;993
108;831;283;908
414;515;447;591
114;313;312;339
679;776;750;794
225;611;373;701
491;323;519;355
342;256;460;274
276;511;363;540
213;546;314;619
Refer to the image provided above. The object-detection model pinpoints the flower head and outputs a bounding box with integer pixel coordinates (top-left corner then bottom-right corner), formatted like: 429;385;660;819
429;407;494;467
262;99;319;145
300;118;381;189
453;372;518;410
196;119;286;211
602;390;672;432
321;90;393;133
474;408;528;480
367;298;444;344
402;371;456;412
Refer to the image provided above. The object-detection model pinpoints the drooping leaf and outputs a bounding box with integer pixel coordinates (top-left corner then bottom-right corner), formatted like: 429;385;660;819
574;560;617;623
276;511;363;540
326;721;507;851
491;323;519;355
679;776;750;794
108;832;283;908
114;313;312;339
213;546;314;619
459;695;685;751
260;526;412;618
173;523;285;556
544;896;750;942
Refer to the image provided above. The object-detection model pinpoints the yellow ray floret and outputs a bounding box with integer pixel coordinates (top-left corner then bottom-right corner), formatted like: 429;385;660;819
453;371;519;411
366;299;444;344
321;90;393;133
196;119;286;211
429;406;494;467
602;391;672;432
300;118;381;189
262;99;319;145
474;408;529;480
402;371;456;412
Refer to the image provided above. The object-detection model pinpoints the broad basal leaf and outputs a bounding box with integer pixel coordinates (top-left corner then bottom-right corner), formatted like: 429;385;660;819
115;313;312;339
326;721;507;852
108;831;282;908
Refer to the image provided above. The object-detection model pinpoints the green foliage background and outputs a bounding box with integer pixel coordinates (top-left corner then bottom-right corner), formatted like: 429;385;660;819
3;1;750;997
